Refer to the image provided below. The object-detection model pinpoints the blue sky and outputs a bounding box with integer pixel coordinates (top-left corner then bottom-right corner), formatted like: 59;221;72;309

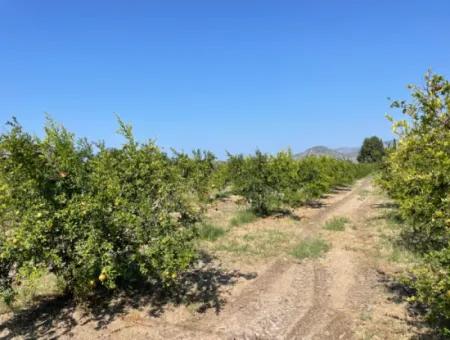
1;1;449;157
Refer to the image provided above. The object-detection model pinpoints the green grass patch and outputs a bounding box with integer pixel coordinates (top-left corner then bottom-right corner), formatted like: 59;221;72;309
215;229;291;258
291;237;330;260
229;209;257;227
323;216;350;231
197;223;226;241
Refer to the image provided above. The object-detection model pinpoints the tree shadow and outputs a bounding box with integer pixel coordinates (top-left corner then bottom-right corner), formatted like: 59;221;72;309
304;200;328;209
367;204;402;224
0;295;77;339
0;252;257;339
371;202;399;209
376;269;440;339
269;208;303;221
330;186;352;193
376;269;416;304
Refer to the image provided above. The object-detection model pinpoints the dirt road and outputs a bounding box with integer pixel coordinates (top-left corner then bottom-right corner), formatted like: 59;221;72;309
0;178;426;339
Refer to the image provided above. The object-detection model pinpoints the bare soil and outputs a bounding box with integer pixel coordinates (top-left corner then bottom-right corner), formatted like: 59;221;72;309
0;178;433;339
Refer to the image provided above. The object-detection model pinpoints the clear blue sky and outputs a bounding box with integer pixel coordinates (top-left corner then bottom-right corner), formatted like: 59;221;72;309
1;1;449;157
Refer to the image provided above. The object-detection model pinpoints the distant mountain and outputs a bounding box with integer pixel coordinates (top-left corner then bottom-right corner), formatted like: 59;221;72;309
334;147;360;161
295;146;360;161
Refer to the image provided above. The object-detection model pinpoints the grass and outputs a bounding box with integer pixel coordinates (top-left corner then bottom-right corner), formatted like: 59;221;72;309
229;209;257;227
216;240;251;255
324;216;350;231
377;232;416;264
0;272;60;314
364;207;417;265
197;223;226;241
360;308;373;321
291;237;330;260
358;189;370;200
215;229;291;258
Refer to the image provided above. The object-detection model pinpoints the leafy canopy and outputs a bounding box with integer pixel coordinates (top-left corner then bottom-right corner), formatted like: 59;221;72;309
379;71;450;335
0;117;199;302
357;136;385;163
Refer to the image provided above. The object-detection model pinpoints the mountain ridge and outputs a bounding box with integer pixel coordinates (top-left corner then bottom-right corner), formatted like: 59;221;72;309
294;145;360;161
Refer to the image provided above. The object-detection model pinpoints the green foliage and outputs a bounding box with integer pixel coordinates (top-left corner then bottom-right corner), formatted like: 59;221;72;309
324;216;349;231
0;117;199;302
226;150;278;215
229;210;258;227
171;149;217;203
0;115;375;309
357;136;385;163
408;248;450;335
379;71;450;334
226;150;373;215
197;223;226;241
380;72;450;251
291;237;330;260
209;161;231;198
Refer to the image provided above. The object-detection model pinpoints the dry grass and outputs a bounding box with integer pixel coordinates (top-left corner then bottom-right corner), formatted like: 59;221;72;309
200;196;308;261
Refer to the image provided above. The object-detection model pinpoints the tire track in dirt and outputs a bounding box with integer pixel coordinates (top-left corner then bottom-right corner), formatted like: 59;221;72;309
183;179;373;339
286;178;376;339
209;262;316;339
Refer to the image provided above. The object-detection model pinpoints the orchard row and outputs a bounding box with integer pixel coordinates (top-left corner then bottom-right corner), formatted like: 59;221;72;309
0;117;372;302
379;72;450;335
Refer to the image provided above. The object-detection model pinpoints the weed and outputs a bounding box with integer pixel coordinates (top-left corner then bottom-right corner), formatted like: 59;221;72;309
230;210;257;227
324;216;350;231
291;237;330;260
198;223;226;241
216;229;291;258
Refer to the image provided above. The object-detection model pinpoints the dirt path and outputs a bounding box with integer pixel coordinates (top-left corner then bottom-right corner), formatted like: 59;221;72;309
182;179;374;340
1;178;426;339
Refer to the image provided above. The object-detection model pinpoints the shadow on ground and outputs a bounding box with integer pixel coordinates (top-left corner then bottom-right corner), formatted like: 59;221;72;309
371;202;399;209
0;252;257;339
376;269;440;339
269;209;303;221
330;186;352;194
304;200;329;209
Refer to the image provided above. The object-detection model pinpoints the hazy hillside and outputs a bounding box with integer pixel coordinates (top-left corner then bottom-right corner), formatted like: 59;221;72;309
295;146;360;161
334;147;360;159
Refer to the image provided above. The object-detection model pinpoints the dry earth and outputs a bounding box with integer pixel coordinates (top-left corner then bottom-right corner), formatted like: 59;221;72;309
0;178;433;339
